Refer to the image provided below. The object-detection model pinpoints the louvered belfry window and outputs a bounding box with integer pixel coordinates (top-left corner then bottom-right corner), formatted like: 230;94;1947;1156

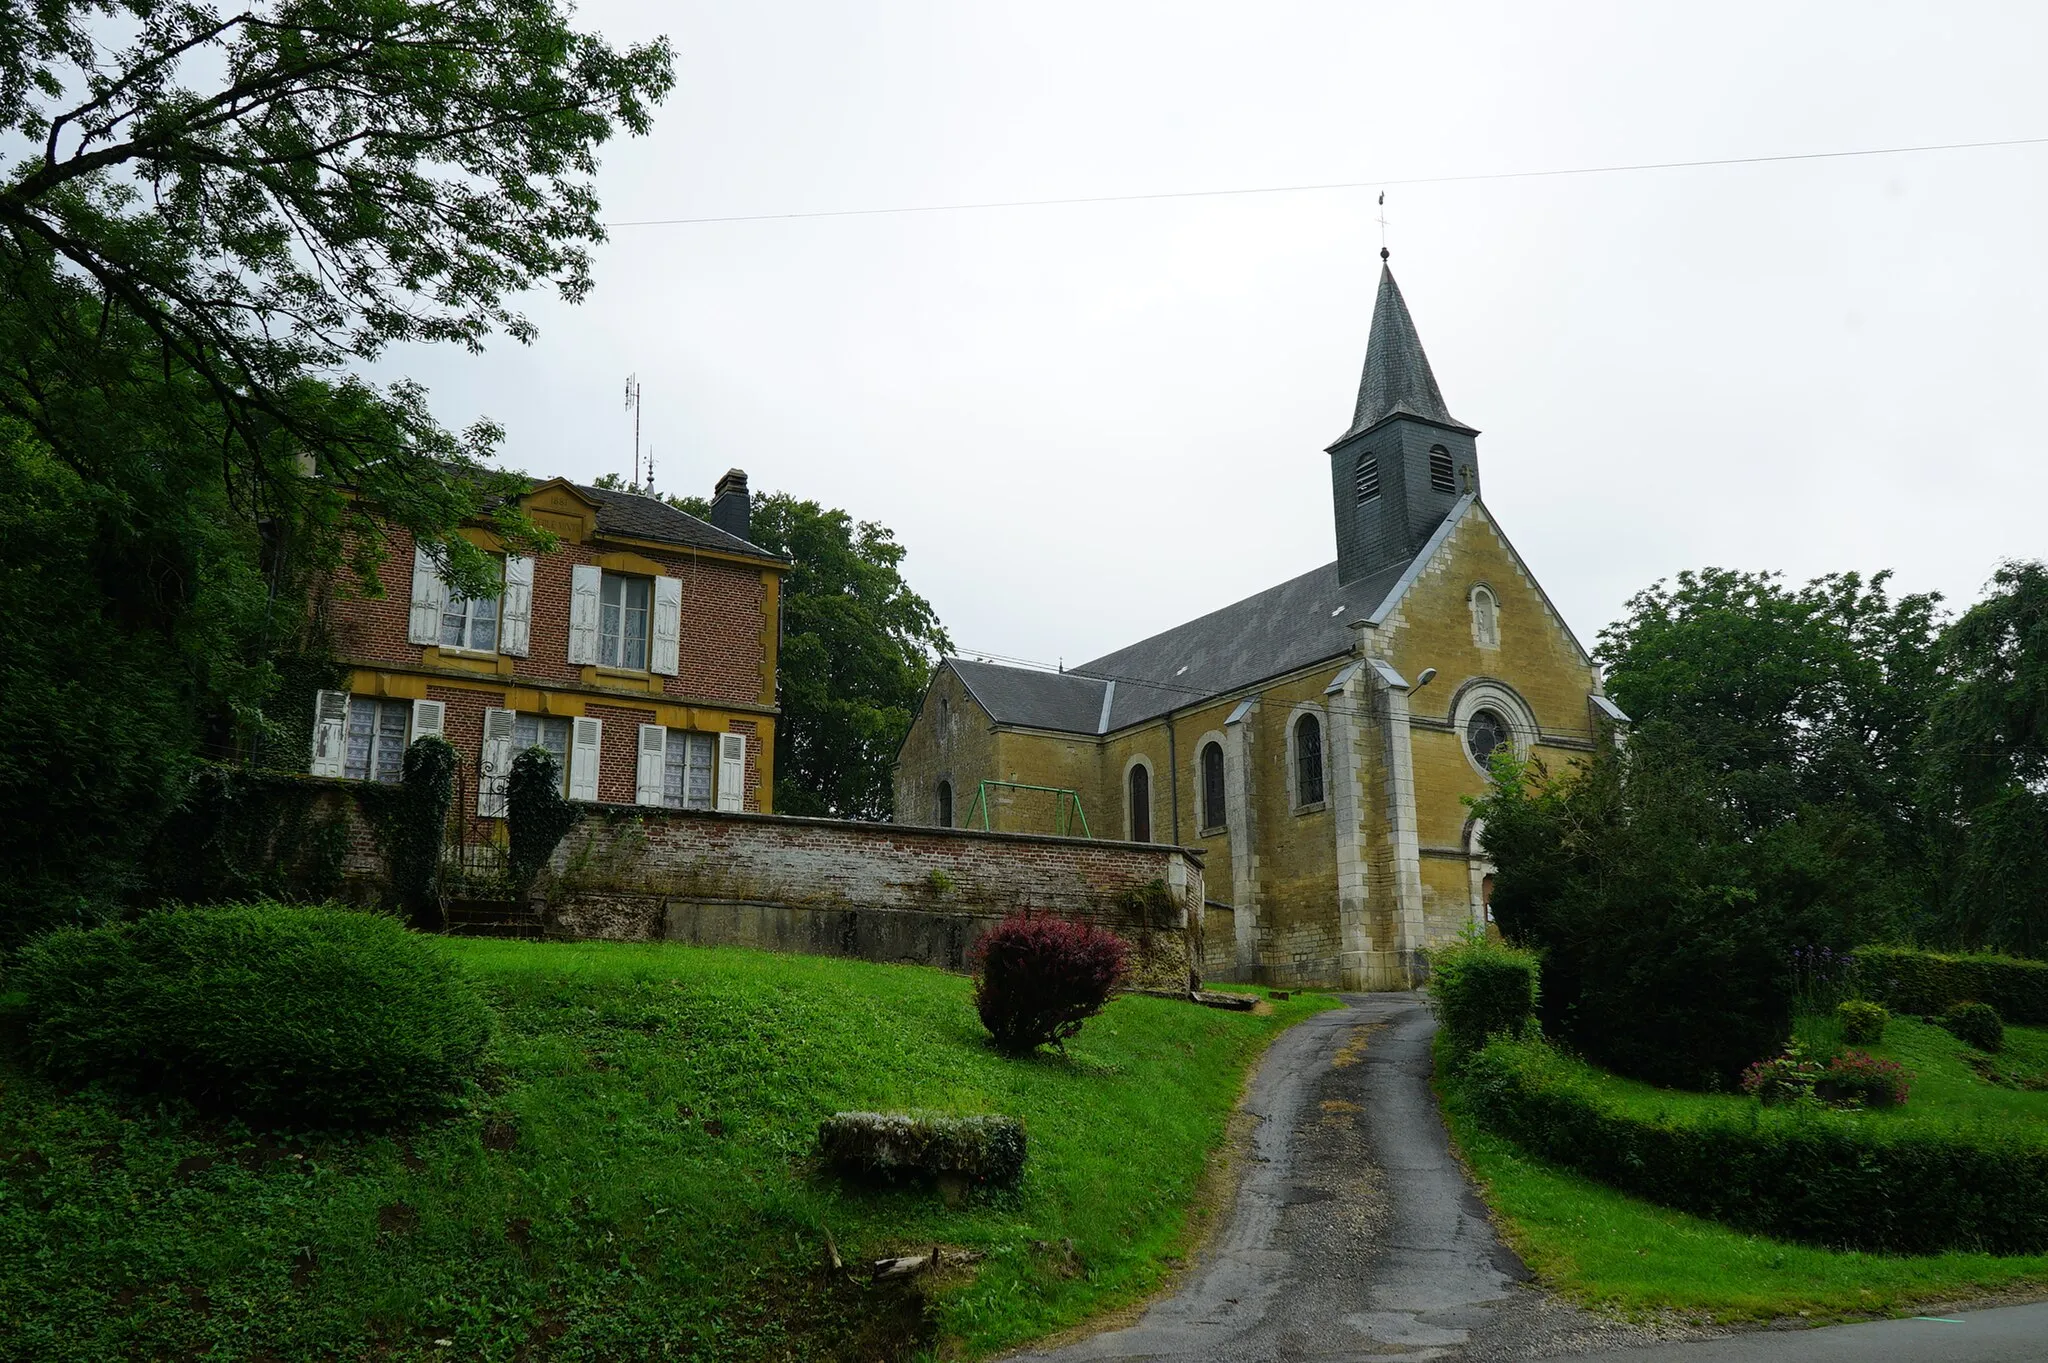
1429;446;1456;493
1356;453;1381;502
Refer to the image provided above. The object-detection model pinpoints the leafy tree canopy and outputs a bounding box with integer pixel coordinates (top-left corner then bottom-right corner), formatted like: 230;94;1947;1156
2;0;673;595
1923;561;2048;954
0;2;672;938
646;482;949;820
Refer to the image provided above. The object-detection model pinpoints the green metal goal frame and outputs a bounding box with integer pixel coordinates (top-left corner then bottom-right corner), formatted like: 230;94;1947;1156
966;780;1091;838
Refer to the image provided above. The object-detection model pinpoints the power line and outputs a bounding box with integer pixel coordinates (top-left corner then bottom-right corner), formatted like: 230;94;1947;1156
606;134;2048;229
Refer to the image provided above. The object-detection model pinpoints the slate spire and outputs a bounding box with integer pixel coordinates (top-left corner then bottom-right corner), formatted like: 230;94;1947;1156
1342;262;1473;439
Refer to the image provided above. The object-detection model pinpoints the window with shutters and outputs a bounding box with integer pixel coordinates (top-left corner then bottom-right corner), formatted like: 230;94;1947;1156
660;730;717;809
513;714;572;793
1356;453;1381;502
1429;445;1456;493
1293;713;1324;807
440;565;500;651
1200;741;1226;832
598;573;651;670
344;697;410;783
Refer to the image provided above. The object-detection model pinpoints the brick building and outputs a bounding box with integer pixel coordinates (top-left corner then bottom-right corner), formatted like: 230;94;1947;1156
895;257;1627;990
312;470;785;826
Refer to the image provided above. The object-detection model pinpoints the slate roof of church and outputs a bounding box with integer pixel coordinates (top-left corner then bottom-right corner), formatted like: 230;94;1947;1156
1338;262;1476;442
574;483;785;560
941;515;1459;735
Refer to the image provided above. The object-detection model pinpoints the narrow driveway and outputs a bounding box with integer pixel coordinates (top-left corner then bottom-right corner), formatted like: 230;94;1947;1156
1006;993;2047;1362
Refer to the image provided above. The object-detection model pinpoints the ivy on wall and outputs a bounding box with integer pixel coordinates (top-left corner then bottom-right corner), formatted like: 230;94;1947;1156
358;736;455;927
508;748;580;891
146;767;354;905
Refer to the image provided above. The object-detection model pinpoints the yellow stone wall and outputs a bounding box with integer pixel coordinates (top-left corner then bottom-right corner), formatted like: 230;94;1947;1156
893;501;1608;990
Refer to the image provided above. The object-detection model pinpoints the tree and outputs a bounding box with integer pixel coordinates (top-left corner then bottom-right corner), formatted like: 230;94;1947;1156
665;489;949;819
0;2;672;937
1923;560;2048;955
1475;733;1799;1090
3;0;672;596
1597;568;1946;938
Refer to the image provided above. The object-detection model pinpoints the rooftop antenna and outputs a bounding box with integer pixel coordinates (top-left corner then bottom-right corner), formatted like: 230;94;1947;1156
1376;190;1390;261
623;374;643;489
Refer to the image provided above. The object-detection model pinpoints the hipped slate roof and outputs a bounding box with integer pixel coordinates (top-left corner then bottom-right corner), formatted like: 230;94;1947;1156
1340;263;1475;441
574;483;784;560
940;502;1486;734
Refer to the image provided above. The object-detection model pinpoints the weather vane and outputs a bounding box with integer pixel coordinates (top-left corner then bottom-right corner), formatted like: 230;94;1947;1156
1377;190;1390;261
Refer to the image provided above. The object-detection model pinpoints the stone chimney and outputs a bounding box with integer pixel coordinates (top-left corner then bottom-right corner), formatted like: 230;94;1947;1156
710;468;751;542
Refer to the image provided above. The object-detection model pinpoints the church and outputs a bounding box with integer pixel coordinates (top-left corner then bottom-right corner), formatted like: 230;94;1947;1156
893;256;1626;990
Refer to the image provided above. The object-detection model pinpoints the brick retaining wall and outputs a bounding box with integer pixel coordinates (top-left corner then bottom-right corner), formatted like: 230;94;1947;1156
540;805;1207;990
310;782;1206;988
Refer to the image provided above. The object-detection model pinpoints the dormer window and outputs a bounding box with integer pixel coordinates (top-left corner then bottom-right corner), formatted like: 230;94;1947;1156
1429;446;1456;493
1356;454;1381;503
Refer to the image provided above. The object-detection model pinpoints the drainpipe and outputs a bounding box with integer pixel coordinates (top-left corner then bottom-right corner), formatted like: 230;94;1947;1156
1164;708;1180;844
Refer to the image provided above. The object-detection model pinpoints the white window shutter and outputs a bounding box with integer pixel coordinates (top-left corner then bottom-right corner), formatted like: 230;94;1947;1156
500;555;534;657
568;564;601;665
635;724;667;806
407;543;447;645
716;732;746;812
650;575;682;676
310;690;349;777
411;698;446;744
478;708;517;818
569;716;604;801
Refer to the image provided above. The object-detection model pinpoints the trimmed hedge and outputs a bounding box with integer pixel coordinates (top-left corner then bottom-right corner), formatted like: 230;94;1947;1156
1836;999;1888;1045
1428;934;1540;1057
17;903;492;1128
1456;1036;2048;1254
1854;946;2048;1025
817;1112;1027;1189
1942;1001;2005;1054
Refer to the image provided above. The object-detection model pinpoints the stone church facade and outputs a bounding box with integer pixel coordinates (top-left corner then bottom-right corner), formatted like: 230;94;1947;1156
894;259;1627;990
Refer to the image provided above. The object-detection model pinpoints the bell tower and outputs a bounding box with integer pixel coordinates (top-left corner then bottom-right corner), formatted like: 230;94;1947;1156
1327;256;1480;586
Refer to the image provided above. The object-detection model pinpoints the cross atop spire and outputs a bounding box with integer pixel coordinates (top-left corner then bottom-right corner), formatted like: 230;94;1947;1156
1341;263;1473;441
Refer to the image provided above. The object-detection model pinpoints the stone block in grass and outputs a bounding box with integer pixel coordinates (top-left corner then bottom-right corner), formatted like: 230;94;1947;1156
817;1112;1026;1192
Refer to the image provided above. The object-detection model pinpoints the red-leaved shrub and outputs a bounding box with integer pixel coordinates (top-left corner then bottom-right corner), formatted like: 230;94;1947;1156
971;913;1129;1055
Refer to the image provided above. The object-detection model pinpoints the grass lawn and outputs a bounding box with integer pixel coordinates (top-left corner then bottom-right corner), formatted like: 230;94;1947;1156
0;938;1335;1362
1436;1021;2048;1323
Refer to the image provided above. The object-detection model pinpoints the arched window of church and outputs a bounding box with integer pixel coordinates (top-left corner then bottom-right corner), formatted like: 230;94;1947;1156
1470;584;1500;647
1294;715;1324;806
1355;454;1380;503
1128;763;1152;842
1429;445;1456;493
1467;709;1510;769
1200;741;1226;831
936;779;952;828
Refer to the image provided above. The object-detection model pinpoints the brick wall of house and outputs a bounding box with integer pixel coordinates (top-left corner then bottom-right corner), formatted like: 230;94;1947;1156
332;524;770;710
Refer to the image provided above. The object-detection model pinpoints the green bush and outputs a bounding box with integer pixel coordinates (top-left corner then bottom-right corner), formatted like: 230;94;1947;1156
507;747;579;887
1455;1036;2048;1253
817;1112;1027;1189
1836;999;1888;1044
1853;946;2048;1025
1428;932;1540;1057
1941;1001;2005;1053
16;903;492;1128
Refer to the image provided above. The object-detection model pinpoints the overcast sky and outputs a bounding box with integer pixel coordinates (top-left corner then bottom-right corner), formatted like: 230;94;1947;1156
388;1;2048;668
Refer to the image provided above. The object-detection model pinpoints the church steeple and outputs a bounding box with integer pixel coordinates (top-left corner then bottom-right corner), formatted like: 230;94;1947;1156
1343;262;1473;440
1325;259;1481;586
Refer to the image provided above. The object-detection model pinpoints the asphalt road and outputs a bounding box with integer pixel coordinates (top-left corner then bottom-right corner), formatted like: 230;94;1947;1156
1005;993;2048;1363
